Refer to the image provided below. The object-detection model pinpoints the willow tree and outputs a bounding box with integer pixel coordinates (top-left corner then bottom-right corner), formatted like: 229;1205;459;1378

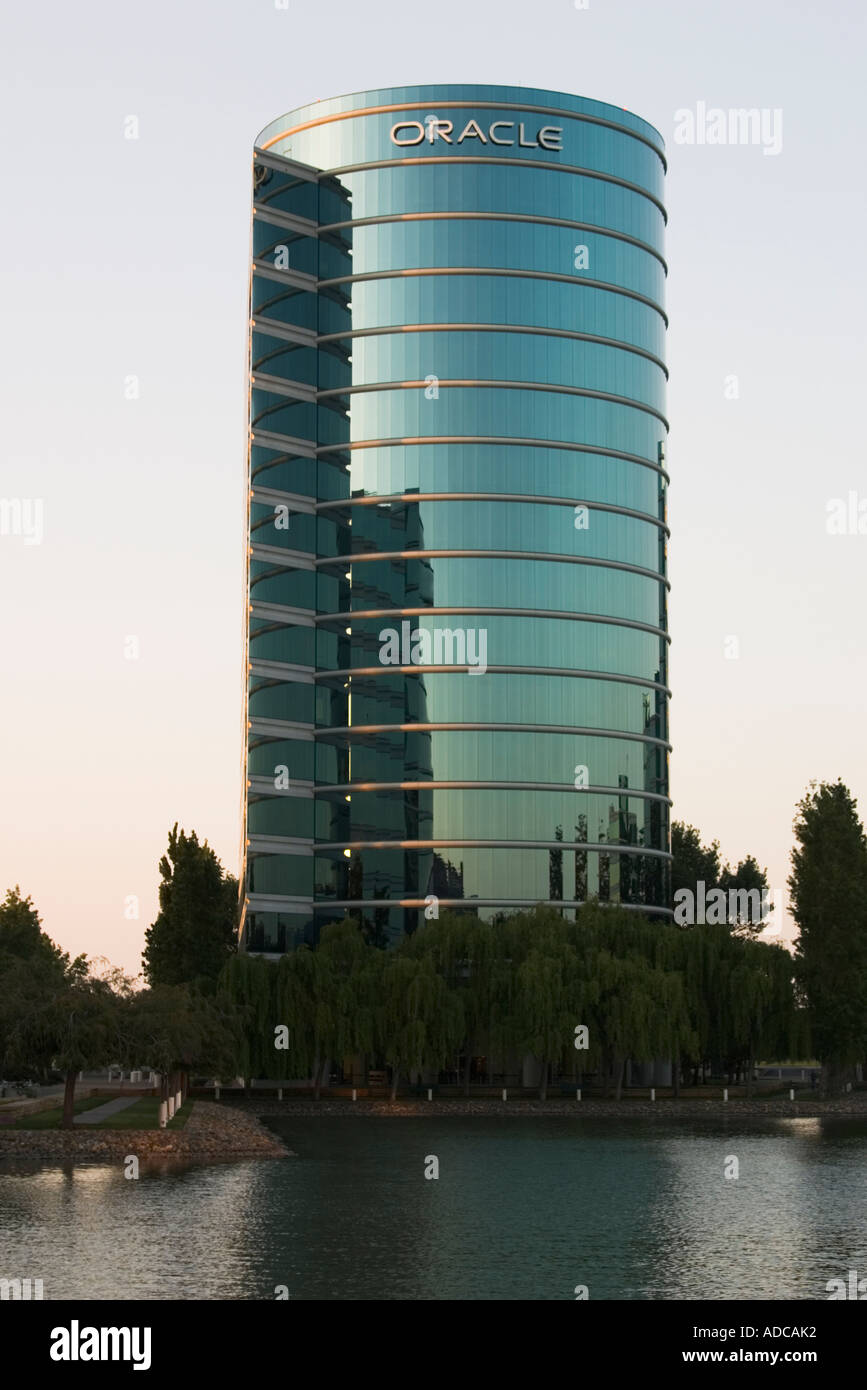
405;913;501;1093
316;917;381;1086
275;946;331;1098
586;949;678;1099
729;940;801;1097
513;945;581;1099
377;953;463;1100
219;952;278;1083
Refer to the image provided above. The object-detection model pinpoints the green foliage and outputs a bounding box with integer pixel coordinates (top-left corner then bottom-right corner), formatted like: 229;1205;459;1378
0;886;73;975
219;954;277;1079
124;983;239;1083
672;823;770;936
142;825;238;988
211;901;805;1096
789;780;867;1086
671;824;723;896
5;971;122;1108
377;952;463;1098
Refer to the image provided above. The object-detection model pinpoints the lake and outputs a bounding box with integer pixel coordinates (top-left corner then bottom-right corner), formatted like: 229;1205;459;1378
2;1116;866;1300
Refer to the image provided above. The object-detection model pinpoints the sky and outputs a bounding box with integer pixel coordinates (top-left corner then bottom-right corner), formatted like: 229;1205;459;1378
1;0;864;973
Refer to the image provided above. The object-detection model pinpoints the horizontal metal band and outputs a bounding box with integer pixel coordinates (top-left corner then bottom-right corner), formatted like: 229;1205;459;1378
316;548;668;587
317;780;671;804
315;435;670;482
314;898;673;917
248;659;314;682
248;718;315;737
315;607;670;641
315;321;668;374
251;204;320;235
248;777;314;799
253;368;669;429
256;101;667;169
315;838;672;858
326;156;667;221
253;150;320;180
249;318;318;348
246;893;313;913
253;262;318;292
317;722;672;750
252;486;316;512
251;369;316;401
318;376;669;428
250;543;314;567
316;492;668;534
317;665;671;694
317;263;667;322
251;426;317;456
249;601;316;626
246;834;314;853
316;210;667;271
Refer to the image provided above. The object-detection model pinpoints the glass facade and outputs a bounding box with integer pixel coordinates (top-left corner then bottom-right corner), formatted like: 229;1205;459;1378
241;85;670;954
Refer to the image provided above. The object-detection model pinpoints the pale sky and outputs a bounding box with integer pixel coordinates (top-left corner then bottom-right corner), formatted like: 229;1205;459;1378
1;0;864;973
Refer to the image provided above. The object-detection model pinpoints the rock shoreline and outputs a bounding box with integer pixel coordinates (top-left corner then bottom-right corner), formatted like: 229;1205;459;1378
0;1101;291;1165
235;1094;867;1120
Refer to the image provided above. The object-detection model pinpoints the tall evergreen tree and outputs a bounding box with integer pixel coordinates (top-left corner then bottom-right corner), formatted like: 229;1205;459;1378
789;780;867;1095
143;825;238;988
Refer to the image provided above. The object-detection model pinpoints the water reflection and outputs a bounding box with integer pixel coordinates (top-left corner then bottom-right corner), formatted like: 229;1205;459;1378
1;1118;866;1300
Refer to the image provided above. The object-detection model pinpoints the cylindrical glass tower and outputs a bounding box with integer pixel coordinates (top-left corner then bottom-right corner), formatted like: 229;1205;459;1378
242;85;670;953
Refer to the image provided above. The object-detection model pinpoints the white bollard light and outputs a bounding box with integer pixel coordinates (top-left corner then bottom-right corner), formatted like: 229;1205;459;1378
723;1088;728;1102
502;1088;507;1102
576;1088;581;1102
167;1096;175;1119
650;1088;656;1102
158;1101;167;1129
214;1083;220;1100
352;1088;357;1101
790;1088;795;1100
175;1090;182;1112
278;1087;283;1101
427;1088;432;1101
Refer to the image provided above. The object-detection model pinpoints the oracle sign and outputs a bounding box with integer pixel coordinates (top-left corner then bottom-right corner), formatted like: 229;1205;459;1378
390;116;563;150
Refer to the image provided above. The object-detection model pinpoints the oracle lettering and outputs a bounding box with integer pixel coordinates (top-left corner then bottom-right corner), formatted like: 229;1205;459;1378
390;118;563;150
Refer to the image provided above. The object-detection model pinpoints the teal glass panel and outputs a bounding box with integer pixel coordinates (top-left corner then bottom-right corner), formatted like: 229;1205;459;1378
247;794;314;838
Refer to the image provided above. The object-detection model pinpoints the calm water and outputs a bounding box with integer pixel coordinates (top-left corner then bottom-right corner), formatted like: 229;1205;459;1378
2;1117;866;1300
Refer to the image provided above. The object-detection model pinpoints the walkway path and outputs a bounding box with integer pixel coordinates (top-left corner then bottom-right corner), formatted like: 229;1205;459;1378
74;1097;140;1125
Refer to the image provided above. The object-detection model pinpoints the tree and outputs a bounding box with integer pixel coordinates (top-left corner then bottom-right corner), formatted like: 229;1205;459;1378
0;886;70;973
316;919;379;1085
270;920;383;1097
377;954;463;1100
789;780;867;1095
672;823;770;935
728;940;801;1097
219;953;277;1082
513;943;582;1100
7;970;123;1126
719;856;771;938
671;823;722;899
143;825;239;988
405;913;501;1093
125;984;240;1101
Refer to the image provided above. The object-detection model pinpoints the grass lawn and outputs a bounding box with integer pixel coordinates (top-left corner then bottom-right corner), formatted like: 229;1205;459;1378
13;1096;108;1129
12;1097;193;1131
96;1098;192;1130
